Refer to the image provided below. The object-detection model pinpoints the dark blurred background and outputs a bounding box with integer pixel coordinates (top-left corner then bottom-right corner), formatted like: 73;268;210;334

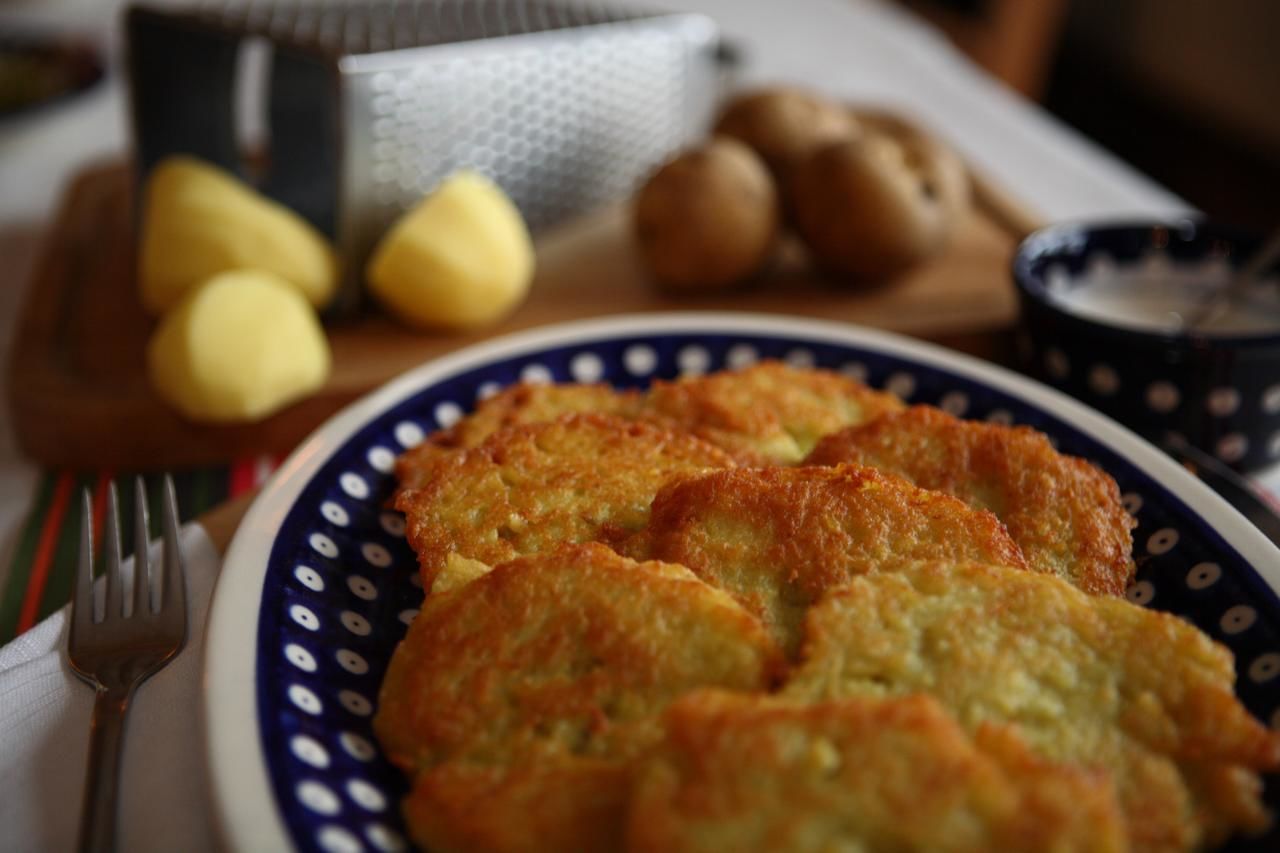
901;0;1280;232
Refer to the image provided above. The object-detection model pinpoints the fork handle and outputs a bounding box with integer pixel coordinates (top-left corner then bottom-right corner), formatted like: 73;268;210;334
78;683;134;853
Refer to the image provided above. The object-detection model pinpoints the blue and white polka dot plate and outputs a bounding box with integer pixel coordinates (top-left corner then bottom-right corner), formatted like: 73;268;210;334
204;314;1280;852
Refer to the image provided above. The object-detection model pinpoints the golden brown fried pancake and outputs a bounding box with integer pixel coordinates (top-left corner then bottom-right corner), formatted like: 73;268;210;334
784;560;1280;852
396;382;644;484
400;361;903;473
402;759;629;853
394;413;736;590
627;690;1126;853
374;543;781;852
644;360;904;463
627;464;1029;654
806;405;1135;595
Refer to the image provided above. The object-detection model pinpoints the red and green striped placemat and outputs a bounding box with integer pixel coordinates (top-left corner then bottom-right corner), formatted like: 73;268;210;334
0;456;282;642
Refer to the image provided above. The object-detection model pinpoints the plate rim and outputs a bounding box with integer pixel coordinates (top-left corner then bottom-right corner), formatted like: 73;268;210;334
202;311;1280;851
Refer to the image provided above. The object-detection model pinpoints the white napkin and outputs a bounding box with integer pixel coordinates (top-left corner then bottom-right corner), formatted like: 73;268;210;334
0;525;221;853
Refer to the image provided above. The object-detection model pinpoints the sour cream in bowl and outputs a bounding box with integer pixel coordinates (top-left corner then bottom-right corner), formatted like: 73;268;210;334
1013;221;1280;472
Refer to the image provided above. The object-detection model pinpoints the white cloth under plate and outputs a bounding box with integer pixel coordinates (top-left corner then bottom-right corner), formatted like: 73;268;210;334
0;525;220;853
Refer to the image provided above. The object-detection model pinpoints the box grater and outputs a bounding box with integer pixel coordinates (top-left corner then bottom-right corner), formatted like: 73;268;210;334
126;0;727;312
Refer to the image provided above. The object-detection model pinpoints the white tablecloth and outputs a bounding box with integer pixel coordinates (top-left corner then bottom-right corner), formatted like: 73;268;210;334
0;0;1247;849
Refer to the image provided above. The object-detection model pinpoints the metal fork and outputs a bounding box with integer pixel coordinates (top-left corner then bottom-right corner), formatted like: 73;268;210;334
68;475;188;853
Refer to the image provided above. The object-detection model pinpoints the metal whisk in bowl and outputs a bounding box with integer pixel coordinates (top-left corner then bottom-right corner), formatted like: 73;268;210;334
127;0;726;311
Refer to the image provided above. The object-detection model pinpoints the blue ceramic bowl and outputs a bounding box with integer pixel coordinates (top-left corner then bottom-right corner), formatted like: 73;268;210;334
1013;221;1280;473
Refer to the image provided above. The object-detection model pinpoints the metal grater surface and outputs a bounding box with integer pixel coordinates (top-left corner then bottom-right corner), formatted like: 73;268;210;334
128;0;725;310
188;0;635;54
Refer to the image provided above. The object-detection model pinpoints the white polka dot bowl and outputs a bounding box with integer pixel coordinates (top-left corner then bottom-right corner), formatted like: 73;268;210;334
204;313;1280;853
1014;220;1280;473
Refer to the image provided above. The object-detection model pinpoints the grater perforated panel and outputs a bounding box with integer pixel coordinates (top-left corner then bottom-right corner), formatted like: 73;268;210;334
128;0;725;311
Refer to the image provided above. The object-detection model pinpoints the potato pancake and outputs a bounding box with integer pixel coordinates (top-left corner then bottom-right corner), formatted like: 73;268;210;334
374;544;781;852
395;413;736;590
628;464;1028;654
784;560;1280;852
628;690;1126;853
806;405;1135;595
396;382;644;484
398;361;903;475
401;759;630;853
643;360;903;463
375;363;1272;852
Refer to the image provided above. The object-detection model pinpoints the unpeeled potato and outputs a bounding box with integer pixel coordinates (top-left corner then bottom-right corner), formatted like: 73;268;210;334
715;88;860;180
147;270;331;422
852;108;971;239
789;133;951;282
367;171;535;331
633;138;779;292
789;106;974;284
139;156;339;315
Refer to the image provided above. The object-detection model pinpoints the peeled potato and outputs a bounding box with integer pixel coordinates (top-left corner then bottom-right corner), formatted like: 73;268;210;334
147;270;331;422
367;171;534;331
633;138;779;292
139;156;339;315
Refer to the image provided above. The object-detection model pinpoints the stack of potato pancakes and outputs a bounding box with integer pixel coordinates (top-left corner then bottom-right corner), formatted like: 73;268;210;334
373;361;1279;853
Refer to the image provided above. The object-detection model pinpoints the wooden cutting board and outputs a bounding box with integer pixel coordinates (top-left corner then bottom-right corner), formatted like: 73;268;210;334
9;161;1032;470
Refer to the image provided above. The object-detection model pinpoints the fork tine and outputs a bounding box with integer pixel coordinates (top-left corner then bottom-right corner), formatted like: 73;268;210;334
69;473;189;853
132;476;151;617
103;481;123;620
158;475;187;636
70;488;94;643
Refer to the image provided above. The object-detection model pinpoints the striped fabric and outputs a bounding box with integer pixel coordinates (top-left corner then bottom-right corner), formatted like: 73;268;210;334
0;456;281;641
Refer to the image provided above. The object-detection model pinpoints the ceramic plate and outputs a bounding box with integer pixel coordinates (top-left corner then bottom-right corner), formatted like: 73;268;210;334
204;314;1280;853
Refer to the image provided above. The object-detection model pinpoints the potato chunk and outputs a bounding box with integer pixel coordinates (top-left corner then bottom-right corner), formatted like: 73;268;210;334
714;87;859;179
147;270;331;422
633;139;779;293
139;156;339;314
366;171;535;330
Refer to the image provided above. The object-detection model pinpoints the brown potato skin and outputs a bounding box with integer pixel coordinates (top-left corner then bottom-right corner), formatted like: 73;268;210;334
790;134;950;281
852;108;971;236
633;138;779;292
715;87;860;178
